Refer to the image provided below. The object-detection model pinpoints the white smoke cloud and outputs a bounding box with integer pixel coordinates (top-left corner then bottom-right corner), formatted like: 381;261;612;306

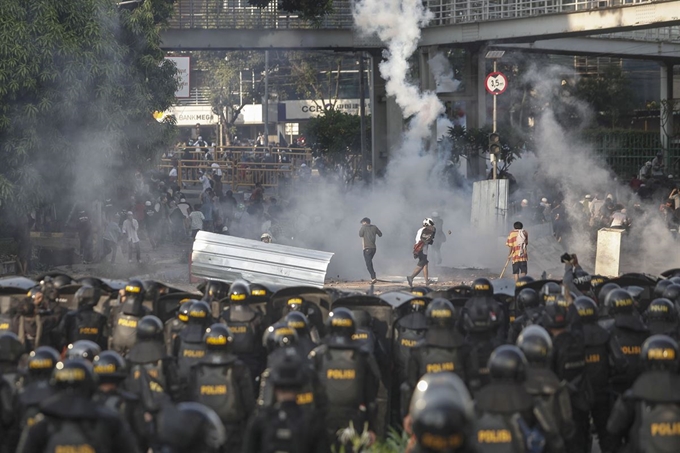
428;53;462;94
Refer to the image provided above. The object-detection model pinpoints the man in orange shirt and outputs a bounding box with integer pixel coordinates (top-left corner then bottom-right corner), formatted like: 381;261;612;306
506;221;528;281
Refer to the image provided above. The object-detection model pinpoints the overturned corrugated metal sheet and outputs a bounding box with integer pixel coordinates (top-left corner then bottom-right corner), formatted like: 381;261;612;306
191;231;334;288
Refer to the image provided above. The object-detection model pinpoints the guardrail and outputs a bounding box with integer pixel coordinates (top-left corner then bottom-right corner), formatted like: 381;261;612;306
168;0;670;30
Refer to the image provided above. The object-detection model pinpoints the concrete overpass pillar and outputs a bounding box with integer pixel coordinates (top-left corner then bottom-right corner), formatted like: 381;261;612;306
369;51;404;177
466;48;489;178
419;46;439;147
660;62;675;156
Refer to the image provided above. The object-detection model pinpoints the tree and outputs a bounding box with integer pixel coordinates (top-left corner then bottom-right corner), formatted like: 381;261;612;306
0;0;178;214
576;64;635;128
303;110;369;182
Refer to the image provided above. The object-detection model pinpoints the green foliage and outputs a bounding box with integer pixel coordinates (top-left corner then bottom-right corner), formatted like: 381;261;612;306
304;109;368;161
576;64;635;129
447;126;524;172
0;0;178;212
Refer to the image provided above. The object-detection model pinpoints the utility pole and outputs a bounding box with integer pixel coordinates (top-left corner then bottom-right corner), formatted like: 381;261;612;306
264;50;269;147
359;53;368;182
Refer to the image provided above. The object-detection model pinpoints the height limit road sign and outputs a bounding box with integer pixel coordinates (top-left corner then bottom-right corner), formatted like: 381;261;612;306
485;71;508;95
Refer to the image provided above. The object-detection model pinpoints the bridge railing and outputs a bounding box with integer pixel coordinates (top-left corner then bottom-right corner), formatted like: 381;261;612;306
168;0;669;30
600;26;680;42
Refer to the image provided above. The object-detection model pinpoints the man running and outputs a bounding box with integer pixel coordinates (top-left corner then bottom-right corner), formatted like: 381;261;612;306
359;217;382;284
407;218;436;287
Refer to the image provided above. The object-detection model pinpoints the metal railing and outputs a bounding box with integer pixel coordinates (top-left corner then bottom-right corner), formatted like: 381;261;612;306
167;0;670;30
600;26;680;42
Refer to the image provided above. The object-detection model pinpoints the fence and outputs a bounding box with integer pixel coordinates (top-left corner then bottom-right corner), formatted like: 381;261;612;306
161;145;312;189
168;0;670;30
591;131;680;178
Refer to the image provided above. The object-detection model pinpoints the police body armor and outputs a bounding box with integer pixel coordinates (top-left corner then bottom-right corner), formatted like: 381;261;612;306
466;332;504;394
474;411;527;453
42;417;109;453
524;366;575;447
221;305;265;380
508;307;544;344
111;302;145;355
393;313;427;383
191;356;247;425
18;380;55;429
258;349;317;413
607;315;650;393
638;400;680;453
175;325;207;380
164;318;185;355
317;347;367;431
126;341;169;399
582;323;613;391
69;309;107;350
413;328;466;382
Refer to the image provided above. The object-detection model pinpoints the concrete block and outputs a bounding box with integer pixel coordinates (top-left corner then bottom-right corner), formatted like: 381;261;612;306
471;180;509;236
595;228;624;277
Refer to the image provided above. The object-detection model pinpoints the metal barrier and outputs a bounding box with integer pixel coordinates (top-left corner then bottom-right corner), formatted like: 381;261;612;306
168;0;670;30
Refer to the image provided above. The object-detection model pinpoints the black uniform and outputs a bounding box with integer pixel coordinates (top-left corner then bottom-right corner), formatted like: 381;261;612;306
126;339;181;402
16;393;141;453
174;323;209;381
110;300;150;356
92;388;146;449
188;349;255;451
220;304;266;386
58;306;108;351
0;362;21;453
508;306;544;344
605;313;649;394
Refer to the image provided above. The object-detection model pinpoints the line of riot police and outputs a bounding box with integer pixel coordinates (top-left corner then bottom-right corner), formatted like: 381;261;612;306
2;266;680;452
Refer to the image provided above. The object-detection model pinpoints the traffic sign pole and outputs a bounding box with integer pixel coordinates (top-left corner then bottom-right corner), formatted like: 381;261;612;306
484;66;507;180
493;60;497;180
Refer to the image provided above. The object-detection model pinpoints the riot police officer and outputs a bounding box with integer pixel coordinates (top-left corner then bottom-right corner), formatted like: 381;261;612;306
285;311;317;357
406;372;476;453
281;295;325;339
465;278;506;339
473;345;536;453
92;350;146;450
508;287;543;344
110;279;151;355
201;279;229;318
244;351;330;453
174;300;212;381
65;339;101;362
607;335;680;452
597;282;621;320
540;297;590;452
16;358;141;453
220;280;266;386
517;325;574;452
164;299;193;354
662;283;680;313
0;331;25;453
126;315;181;402
58;284;108;350
573;296;623;453
188;323;254;452
310;307;380;446
404;298;469;408
17;347;60;434
644;298;680;338
603;288;650;395
155;402;227;453
464;297;504;394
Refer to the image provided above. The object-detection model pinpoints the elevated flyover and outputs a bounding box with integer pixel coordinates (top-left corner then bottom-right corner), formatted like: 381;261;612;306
161;0;680;50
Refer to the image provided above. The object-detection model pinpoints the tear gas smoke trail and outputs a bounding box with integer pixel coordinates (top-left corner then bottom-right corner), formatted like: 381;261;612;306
428;53;462;95
514;64;680;274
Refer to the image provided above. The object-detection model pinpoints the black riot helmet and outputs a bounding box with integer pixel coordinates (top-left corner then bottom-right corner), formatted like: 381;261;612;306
285;296;304;313
65;340;102;362
27;346;60;379
178;300;194;323
270;349;306;388
426;298;456;328
464;300;498;333
75;285;101;309
263;323;298;354
597;282;620;305
136;315;164;341
662;284;680;305
516;325;553;367
410;373;473;453
285;311;311;338
38;277;58;302
540;282;562;304
0;331;24;363
325;307;356;347
202;280;229;303
488;345;527;383
670;277;680;286
471;278;493;297
654;279;674;299
641;334;679;372
123;279;146;315
573;296;598;324
540;300;568;329
572;269;592;292
515;275;535;290
604;288;635;316
176;402;227;452
228;280;250;304
51;359;98;396
52;275;72;289
92;350;128;383
517;288;540;311
188;300;211;325
203;324;233;352
408;298;428;313
644;298;678;324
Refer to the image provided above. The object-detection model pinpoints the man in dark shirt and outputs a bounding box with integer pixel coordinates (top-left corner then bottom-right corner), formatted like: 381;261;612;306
359;217;383;284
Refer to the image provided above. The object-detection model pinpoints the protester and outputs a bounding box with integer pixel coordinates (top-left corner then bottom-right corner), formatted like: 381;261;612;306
506;221;528;281
407;218;435;287
103;213;121;264
359;217;382;284
122;211;141;263
189;204;205;239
